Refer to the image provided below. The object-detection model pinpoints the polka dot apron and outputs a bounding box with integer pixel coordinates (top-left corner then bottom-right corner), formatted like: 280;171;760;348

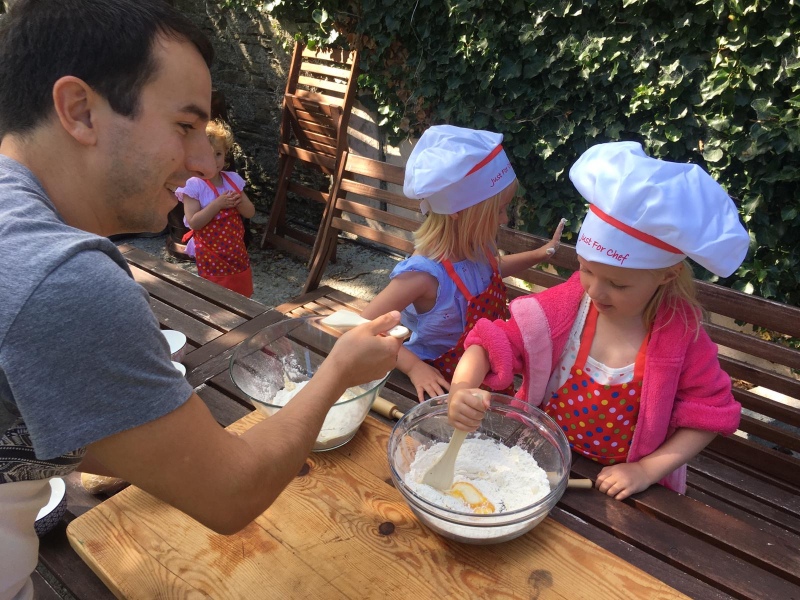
194;174;253;297
545;303;647;465
425;254;514;394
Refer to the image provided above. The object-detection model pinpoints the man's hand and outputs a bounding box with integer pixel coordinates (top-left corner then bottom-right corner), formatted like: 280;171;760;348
324;311;403;389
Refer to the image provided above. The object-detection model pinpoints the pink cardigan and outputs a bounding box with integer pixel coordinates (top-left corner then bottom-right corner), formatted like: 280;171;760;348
464;273;741;492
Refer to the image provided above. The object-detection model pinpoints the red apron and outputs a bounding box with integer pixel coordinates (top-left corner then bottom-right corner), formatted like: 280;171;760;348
193;174;253;297
425;254;514;394
544;304;646;465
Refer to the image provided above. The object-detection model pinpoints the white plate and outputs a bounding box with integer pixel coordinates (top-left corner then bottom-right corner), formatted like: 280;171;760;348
35;477;67;537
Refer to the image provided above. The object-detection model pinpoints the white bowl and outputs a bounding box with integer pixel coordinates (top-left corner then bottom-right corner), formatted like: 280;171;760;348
229;318;390;451
388;394;571;544
35;477;67;537
161;329;187;362
171;361;187;376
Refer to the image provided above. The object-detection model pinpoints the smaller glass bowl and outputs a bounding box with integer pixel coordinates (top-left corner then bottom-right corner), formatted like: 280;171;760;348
388;394;571;544
229;317;390;451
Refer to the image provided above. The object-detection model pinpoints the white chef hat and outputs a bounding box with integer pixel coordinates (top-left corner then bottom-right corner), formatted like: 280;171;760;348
569;141;749;277
403;124;517;215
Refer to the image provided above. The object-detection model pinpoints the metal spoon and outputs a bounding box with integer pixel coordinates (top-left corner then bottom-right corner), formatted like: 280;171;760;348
320;309;409;339
421;428;467;491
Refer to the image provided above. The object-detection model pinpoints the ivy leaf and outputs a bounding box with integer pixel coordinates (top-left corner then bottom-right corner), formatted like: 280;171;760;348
312;8;328;25
498;57;522;80
605;122;624;139
781;207;798;222
703;147;724;162
664;125;682;142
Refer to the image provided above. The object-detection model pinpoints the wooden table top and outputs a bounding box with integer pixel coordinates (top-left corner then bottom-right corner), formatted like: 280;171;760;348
42;248;800;600
67;412;688;600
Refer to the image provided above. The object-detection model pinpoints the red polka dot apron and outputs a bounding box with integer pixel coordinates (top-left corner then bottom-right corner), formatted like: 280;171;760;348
545;303;646;465
194;174;253;297
425;254;514;394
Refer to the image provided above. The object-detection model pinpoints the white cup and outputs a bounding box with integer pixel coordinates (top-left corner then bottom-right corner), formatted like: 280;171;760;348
171;361;187;376
161;330;187;362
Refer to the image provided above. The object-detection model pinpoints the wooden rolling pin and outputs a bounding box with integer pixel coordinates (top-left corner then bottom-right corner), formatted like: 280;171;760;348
567;479;593;489
371;396;405;420
547;472;593;489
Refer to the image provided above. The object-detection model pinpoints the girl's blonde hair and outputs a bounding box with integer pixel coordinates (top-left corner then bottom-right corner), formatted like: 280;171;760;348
206;119;234;153
413;180;518;262
643;260;703;336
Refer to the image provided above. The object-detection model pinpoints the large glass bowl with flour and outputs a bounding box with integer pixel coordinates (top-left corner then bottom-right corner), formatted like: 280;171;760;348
388;393;571;544
229;317;390;451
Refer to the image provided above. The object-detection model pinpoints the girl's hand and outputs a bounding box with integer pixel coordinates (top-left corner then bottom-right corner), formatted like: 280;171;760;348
543;218;567;257
595;463;652;500
214;190;241;210
448;388;489;431
407;362;450;403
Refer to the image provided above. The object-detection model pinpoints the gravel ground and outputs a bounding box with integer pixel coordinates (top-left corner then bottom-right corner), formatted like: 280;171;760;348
115;211;401;309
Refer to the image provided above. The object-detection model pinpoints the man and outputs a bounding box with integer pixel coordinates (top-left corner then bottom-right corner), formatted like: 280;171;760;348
0;2;401;598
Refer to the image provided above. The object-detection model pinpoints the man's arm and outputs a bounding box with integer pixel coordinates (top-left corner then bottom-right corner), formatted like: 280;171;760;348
84;314;402;535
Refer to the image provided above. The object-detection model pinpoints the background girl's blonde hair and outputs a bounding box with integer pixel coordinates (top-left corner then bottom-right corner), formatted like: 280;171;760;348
413;180;518;262
206;119;234;153
643;260;703;336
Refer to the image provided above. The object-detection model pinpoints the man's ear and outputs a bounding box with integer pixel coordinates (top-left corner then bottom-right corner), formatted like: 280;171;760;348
51;76;99;146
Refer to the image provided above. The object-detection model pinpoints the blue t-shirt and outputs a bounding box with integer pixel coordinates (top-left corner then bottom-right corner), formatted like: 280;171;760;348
391;255;493;360
0;155;193;483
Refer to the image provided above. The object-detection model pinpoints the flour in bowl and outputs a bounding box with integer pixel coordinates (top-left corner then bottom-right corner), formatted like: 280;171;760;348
269;379;371;449
406;437;550;513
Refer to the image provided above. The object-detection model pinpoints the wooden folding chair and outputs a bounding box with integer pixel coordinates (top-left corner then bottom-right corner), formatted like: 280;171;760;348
303;151;424;293
261;42;360;261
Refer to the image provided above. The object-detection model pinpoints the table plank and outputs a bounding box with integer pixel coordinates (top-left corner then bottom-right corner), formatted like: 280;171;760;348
67;413;689;600
129;264;247;332
120;245;266;319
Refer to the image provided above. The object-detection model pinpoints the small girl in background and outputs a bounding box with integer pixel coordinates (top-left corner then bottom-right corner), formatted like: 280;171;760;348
176;119;256;297
360;125;564;402
448;141;749;500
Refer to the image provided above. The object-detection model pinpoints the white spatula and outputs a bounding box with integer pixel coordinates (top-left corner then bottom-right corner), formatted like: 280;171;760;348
420;428;467;491
320;310;409;339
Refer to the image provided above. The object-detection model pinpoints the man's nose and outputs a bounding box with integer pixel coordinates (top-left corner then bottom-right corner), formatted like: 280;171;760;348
187;136;217;179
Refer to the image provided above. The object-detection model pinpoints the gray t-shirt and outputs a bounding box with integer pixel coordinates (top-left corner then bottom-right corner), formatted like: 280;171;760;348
0;155;193;483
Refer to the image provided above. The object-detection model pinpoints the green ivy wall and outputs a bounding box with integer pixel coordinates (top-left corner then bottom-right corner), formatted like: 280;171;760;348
266;0;800;304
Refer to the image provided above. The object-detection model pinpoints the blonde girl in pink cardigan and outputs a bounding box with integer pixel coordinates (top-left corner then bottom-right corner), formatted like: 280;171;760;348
448;142;750;500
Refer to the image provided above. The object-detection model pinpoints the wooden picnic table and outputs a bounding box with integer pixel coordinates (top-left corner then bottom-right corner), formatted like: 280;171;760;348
39;247;800;600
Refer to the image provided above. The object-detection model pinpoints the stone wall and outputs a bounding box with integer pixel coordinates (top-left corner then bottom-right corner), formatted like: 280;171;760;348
175;2;390;227
174;0;292;208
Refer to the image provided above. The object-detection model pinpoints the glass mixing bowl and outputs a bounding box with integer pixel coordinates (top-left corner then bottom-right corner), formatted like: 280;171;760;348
388;393;570;544
229;317;390;451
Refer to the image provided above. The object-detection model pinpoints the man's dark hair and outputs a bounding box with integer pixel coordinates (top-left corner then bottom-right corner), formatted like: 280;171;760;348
0;0;214;137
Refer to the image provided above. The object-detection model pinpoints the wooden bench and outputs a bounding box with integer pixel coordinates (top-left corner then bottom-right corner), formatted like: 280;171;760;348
288;154;800;599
